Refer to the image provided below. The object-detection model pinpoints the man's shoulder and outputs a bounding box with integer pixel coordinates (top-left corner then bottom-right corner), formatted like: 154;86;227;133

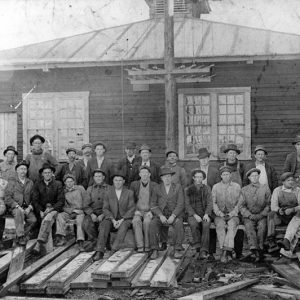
285;152;296;160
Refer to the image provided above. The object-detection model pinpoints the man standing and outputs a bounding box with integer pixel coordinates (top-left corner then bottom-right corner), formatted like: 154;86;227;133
5;160;36;246
185;169;212;259
32;163;65;254
130;166;157;253
244;145;278;192
163;150;187;187
93;171;135;261
212;166;241;263
240;168;271;261
117;142;141;187
132;144;160;184
56;174;86;251
57;148;87;189
78;143;93;171
0;146;18;181
149;167;185;259
86;142;113;185
82;169;109;243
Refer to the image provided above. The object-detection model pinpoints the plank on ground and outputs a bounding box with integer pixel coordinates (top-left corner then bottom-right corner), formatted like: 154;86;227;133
252;285;300;300
272;263;300;290
3;297;83;300
178;278;260;300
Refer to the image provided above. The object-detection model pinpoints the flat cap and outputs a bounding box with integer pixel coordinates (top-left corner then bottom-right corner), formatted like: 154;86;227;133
246;168;261;178
197;148;211;159
139;165;151;173
159;166;175;177
92;168;106;177
139;144;151;153
280;172;294;182
81;143;93;150
219;165;232;174
66;147;77;154
254;145;268;155
165;149;178;157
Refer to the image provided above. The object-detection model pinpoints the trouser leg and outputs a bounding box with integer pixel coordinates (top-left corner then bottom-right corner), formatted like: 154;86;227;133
267;211;281;238
224;217;239;251
38;211;57;243
56;212;69;237
214;216;226;250
200;220;211;252
209;228;217;254
143;214;152;250
257;217;267;250
187;216;201;248
11;208;25;237
82;215;98;241
96;219;113;252
149;217;163;250
0;217;5;240
112;219;131;251
284;215;300;242
173;218;184;249
132;215;143;249
244;218;258;250
76;214;85;241
24;211;37;236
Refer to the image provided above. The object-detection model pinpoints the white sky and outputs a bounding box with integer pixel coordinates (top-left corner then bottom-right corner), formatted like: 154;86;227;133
0;0;300;50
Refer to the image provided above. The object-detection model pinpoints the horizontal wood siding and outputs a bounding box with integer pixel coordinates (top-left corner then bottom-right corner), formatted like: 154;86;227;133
0;59;299;175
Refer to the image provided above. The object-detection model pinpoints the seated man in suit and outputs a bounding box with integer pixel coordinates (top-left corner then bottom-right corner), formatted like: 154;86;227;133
149;167;185;259
130;165;157;253
93;170;135;261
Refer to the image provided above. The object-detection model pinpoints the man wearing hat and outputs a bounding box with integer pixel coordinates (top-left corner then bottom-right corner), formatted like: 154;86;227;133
82;169;109;244
131;144;160;184
185;169;212;259
197;148;220;189
78;143;93;171
4;160;36;246
220;144;245;187
162;150;187;187
93;170;135;261
240;168;271;261
0;146;18;181
130;165;158;253
55;173;86;251
117;142;141;187
86;142;113;185
243;145;278;192
212;166;242;263
25;134;58;183
266;172;300;253
56;148;87;189
149;167;185;259
31;162;65;254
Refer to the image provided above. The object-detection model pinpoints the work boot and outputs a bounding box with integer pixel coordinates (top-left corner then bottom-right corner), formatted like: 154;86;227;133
32;241;41;255
220;250;227;263
267;238;279;253
17;235;27;246
93;251;104;261
137;247;144;253
77;240;85;252
199;250;209;260
150;250;158;260
278;238;291;251
251;249;260;262
56;235;66;247
169;246;175;257
227;250;233;262
160;242;167;251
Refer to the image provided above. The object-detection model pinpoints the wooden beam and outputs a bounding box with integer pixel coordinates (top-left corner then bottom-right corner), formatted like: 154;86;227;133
252;285;300;300
272;263;300;290
129;77;211;85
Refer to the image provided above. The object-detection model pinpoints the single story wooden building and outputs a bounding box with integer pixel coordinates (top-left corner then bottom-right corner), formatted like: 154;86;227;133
0;1;299;174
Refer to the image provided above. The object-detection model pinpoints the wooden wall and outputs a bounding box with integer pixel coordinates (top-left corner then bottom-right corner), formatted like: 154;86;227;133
0;59;299;175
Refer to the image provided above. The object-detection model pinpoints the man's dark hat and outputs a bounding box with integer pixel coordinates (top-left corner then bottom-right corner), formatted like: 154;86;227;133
30;134;45;146
139;144;151;153
111;169;126;180
219;165;232;174
81;143;93;151
93;168;106;177
292;136;300;145
280;172;294;182
15;160;29;170
93;141;107;151
139;165;151;173
165;149;178;157
63;173;76;182
223;144;241;154
254;145;268;155
159;166;175;177
66;147;77;155
39;163;56;174
197;148;211;159
191;169;206;180
125;142;136;149
3;145;18;156
246;168;261;178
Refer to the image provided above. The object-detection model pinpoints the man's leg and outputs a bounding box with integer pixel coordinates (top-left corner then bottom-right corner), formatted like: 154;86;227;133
143;213;152;251
214;216;226;250
75;214;85;241
200;220;211;253
149;216;163;251
55;212;69;238
244;218;258;250
132;215;143;250
224;217;239;251
173;218;184;250
187;216;201;250
25;211;37;237
82;215;98;241
112;219;132;251
11;208;25;238
257;217;267;251
96;219;113;253
38;211;57;243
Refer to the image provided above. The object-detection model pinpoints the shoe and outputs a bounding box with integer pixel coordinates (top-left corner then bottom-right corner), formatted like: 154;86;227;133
77;240;85;252
137;247;144;253
199;250;209;260
267;238;280;253
144;247;151;253
251;249;260;262
174;250;183;259
227;250;233;262
150;250;158;259
169;246;175;257
278;238;291;251
56;235;66;247
207;254;215;262
220;250;227;263
17;236;27;246
93;251;104;261
160;242;167;251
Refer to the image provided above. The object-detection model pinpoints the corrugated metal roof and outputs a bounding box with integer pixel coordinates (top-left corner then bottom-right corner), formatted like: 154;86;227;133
0;17;300;68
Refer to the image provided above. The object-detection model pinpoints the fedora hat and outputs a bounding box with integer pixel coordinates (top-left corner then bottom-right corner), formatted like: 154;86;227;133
223;144;241;154
165;149;178;157
30;134;45;146
39;163;56;174
3;145;18;156
15;160;29;170
139;144;151;153
197;148;211;159
246;167;261;178
110;169;126;180
92;168;106;177
191;169;206;180
159;167;175;177
66;147;77;155
254;145;268;155
125;142;137;149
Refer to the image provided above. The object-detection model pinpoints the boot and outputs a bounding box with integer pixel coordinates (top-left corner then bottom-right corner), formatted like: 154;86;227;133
220;250;227;263
199;250;209;260
251;249;260;262
227;250;233;262
169;246;175;257
277;238;290;251
56;235;66;247
150;250;158;260
38;220;52;243
159;242;167;251
93;251;104;261
267;238;279;253
17;235;27;246
77;240;85;252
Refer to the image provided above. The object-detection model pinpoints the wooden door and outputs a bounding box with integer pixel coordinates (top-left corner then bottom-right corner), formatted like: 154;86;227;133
0;113;17;160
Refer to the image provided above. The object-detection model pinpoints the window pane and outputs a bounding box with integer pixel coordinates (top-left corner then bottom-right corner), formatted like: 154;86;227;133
236;94;244;105
227;95;235;104
202;105;210;114
236;135;244;144
202;126;211;134
194;96;202;105
195;106;202;114
186;96;194;105
202;95;210;105
236;115;244;123
219;105;227;114
194;126;202;135
236;105;244;114
236;125;244;134
219;126;227;134
228;115;235;124
202;115;210;125
219;95;226;105
228;105;235;114
219;115;227;124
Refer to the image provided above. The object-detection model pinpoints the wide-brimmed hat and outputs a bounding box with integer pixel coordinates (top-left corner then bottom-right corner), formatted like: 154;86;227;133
63;173;76;182
254;145;268;155
81;143;93;151
3;146;18;156
219;165;232;174
223;144;241;154
139;144;151;153
92;168;106;177
93;141;107;151
280;172;294;182
246;168;261;178
30;134;45;146
139;165;151;173
159;167;175;177
197;148;211;159
111;170;126;180
39;163;56;174
292;136;300;145
66;147;77;155
15;160;29;170
165;149;178;157
125;142;136;149
191;169;206;180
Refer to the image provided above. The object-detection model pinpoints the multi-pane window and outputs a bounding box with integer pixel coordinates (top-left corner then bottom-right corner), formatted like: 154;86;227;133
178;87;251;160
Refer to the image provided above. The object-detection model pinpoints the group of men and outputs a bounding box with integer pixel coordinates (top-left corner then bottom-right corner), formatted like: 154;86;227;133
1;133;300;263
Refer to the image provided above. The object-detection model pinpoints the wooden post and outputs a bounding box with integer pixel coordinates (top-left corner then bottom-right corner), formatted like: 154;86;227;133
164;0;176;150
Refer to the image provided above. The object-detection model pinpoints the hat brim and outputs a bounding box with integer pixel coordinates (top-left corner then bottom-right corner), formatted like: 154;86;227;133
254;149;268;155
139;149;151;153
93;170;106;177
30;135;45;145
246;169;261;177
160;171;176;177
4;149;18;156
39;166;56;174
166;151;178;157
223;148;241;154
197;152;211;159
15;163;28;170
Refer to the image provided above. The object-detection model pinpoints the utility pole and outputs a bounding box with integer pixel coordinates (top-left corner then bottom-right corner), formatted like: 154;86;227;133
164;0;176;150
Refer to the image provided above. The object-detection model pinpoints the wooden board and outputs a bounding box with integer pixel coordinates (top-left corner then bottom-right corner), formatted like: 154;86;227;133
272;263;300;290
178;278;260;300
3;297;83;300
252;285;300;299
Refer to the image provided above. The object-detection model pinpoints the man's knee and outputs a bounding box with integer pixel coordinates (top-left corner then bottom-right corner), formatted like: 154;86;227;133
268;211;277;219
132;216;142;228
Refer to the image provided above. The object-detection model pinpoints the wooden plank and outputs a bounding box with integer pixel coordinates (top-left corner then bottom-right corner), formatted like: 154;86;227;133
272;263;300;290
3;297;83;300
178;278;260;300
252;285;300;300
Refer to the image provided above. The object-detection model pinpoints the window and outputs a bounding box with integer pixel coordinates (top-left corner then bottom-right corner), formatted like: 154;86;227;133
178;87;251;160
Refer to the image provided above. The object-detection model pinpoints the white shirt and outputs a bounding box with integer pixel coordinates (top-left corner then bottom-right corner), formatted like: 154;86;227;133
200;165;209;185
256;163;269;187
141;161;150;167
97;157;104;168
127;155;135;163
116;189;122;200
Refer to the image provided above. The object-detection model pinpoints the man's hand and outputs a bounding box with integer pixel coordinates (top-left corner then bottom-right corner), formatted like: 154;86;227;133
285;208;295;216
91;213;98;222
159;215;168;225
224;214;230;222
145;211;153;219
203;214;210;222
24;206;32;216
70;212;77;219
112;219;118;229
194;214;202;223
97;214;104;222
40;211;45;219
167;214;176;225
115;218;124;229
278;208;285;215
44;207;53;216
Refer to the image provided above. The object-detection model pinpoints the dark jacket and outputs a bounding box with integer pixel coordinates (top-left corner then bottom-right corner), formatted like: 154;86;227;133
283;152;298;175
185;184;213;217
103;186;135;220
86;157;113;185
117;156;142;186
243;161;278;192
206;165;221;189
129;180;158;204
32;179;65;214
131;160;161;184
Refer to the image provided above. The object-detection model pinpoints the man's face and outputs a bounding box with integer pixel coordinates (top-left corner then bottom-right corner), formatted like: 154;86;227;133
249;172;260;184
94;172;105;185
161;174;172;185
283;177;294;189
295;142;300;153
95;145;105;157
113;176;125;189
139;169;151;183
193;172;204;185
5;150;15;162
125;148;135;158
32;139;43;151
167;153;178;164
140;150;150;161
16;165;27;178
199;157;209;166
226;150;238;161
221;171;231;183
255;150;266;163
83;147;92;156
67;151;76;162
42;168;53;181
65;178;75;189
